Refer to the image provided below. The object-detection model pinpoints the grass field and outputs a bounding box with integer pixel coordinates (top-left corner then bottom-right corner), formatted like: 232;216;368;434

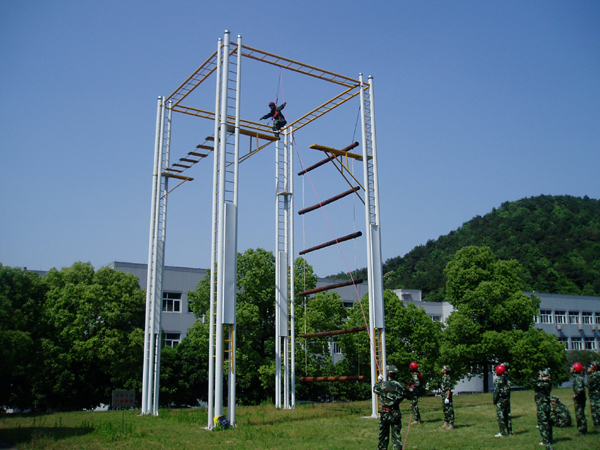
1;388;598;449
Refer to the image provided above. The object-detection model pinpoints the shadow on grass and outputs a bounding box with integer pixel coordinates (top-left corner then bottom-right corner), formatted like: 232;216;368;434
0;426;94;446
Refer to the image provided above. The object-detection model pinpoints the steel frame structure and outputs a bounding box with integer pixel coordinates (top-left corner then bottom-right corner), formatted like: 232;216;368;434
141;30;386;424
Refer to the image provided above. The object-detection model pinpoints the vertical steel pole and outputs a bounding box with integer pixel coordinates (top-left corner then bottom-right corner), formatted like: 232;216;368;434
207;36;223;429
142;96;163;415
228;33;242;427
275;136;281;409
289;126;295;408
368;76;386;372
215;30;231;419
283;128;289;410
359;74;378;418
147;98;166;414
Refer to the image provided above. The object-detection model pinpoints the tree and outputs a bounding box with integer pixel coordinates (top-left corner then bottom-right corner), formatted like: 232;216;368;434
187;250;319;405
0;264;49;409
440;246;550;391
383;290;443;391
40;262;145;409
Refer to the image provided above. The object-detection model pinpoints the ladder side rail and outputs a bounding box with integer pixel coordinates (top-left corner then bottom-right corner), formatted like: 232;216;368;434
284;130;290;409
367;75;386;373
359;74;378;418
228;33;243;427
288;128;295;408
207;36;223;429
142;96;164;415
274;137;282;409
147;98;166;414
151;102;172;416
214;30;231;419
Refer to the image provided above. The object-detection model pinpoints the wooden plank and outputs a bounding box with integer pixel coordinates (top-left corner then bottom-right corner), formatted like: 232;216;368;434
298;279;363;297
163;173;194;181
298;187;360;215
189;152;208;157
300;376;365;382
309;144;363;161
181;158;200;163
196;144;213;150
299;231;362;255
173;163;192;168
299;326;366;338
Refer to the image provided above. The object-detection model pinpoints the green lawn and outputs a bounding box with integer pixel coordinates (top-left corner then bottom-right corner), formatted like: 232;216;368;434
1;388;598;449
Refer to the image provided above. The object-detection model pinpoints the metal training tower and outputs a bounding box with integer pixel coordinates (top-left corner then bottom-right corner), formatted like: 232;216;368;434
141;30;386;424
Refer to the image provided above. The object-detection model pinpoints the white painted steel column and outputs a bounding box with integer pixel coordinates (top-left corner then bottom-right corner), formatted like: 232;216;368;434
368;76;387;373
215;29;231;419
148;98;166;415
275;136;282;409
283;129;290;410
359;74;379;418
142;96;163;415
289;127;295;409
228;33;243;427
207;36;223;429
151;101;172;416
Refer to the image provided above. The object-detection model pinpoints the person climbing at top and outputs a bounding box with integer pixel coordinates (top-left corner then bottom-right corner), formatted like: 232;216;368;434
260;101;287;138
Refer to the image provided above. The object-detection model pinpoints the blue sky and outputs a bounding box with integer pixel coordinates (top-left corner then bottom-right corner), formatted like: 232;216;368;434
1;1;599;278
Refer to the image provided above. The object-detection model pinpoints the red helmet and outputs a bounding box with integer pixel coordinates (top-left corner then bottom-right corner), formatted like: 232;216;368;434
410;362;418;371
269;102;276;108
573;362;583;373
495;364;506;375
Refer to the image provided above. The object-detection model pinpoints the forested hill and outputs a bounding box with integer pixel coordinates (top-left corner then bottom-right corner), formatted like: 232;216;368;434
331;195;600;301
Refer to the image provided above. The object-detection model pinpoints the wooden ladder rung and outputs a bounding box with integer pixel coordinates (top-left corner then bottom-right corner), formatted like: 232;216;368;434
299;231;362;255
298;279;363;297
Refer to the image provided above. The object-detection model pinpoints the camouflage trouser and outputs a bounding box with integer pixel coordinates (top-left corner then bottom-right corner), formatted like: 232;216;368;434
411;397;422;423
591;395;600;427
574;395;587;433
379;409;403;450
495;397;512;435
273;118;287;132
537;401;553;445
443;398;454;425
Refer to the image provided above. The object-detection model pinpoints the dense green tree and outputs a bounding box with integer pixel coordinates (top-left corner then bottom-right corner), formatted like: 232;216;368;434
40;262;145;409
0;265;49;409
440;246;551;391
383;291;443;390
187;250;319;405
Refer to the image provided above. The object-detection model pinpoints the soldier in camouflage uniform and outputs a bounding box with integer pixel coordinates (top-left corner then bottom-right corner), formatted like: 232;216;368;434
440;365;455;430
493;364;512;437
550;396;572;428
588;361;600;431
409;362;423;425
571;362;587;434
533;368;553;450
373;365;415;450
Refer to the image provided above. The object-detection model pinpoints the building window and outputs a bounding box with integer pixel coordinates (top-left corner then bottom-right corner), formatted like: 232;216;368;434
343;302;353;308
187;301;194;313
539;310;553;324
429;315;442;322
569;311;580;324
332;343;342;354
165;333;181;347
571;337;583;350
162;292;182;312
582;312;593;324
595;312;600;324
557;337;568;350
555;311;567;324
585;337;596;350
